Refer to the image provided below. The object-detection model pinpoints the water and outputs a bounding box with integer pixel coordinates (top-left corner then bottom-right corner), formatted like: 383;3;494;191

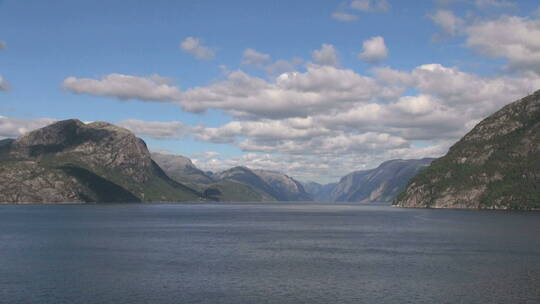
0;203;539;304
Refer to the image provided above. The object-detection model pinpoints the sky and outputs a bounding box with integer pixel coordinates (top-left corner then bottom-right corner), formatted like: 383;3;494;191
1;0;540;183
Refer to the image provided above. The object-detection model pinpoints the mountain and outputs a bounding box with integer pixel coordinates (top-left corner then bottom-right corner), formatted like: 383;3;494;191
214;166;312;201
214;166;278;201
151;152;214;185
302;181;338;202
394;90;540;210
252;169;312;201
0;119;201;203
151;153;312;202
330;158;434;203
151;154;267;202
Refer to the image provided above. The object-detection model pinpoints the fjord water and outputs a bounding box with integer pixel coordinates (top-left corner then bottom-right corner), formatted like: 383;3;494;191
1;203;539;304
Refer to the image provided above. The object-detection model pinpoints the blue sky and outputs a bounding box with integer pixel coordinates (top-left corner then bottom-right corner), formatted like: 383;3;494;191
1;0;539;182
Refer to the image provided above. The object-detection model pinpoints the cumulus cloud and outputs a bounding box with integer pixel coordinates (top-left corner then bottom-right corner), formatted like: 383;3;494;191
350;0;391;12
312;44;339;67
239;48;303;77
358;36;388;63
130;61;538;162
61;48;540;182
117;119;196;140
177;65;396;119
429;9;464;36
180;37;215;60
0;76;10;91
196;118;330;144
374;63;540;117
62;74;181;101
331;12;358;22
0;116;57;138
465;16;540;74
241;48;271;66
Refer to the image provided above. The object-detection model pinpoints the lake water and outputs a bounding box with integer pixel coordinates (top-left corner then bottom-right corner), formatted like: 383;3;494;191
0;203;539;304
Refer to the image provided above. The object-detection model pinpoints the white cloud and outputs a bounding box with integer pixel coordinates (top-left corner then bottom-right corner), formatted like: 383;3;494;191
465;16;540;74
264;58;303;76
0;76;10;91
429;9;464;36
239;48;303;77
180;37;215;60
117;119;195;140
374;63;540;117
128;64;539;157
312;44;339;67
350;0;391;12
0;116;57;138
331;12;358;22
241;48;271;66
237;132;409;156
392;95;435;115
196;118;330;144
60;53;540;183
62;74;181;101
372;66;414;85
176;65;394;119
358;36;388;63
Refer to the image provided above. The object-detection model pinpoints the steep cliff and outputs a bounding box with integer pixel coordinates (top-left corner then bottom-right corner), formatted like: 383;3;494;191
330;159;434;203
394;90;540;210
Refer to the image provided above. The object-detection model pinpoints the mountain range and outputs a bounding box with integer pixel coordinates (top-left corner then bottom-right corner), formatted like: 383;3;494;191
3;90;537;207
302;159;433;203
0;118;426;204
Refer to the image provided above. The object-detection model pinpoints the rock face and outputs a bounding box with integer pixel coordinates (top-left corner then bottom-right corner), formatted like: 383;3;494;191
151;152;214;185
0;119;201;203
215;166;312;201
330;159;434;203
394;90;540;210
302;181;338;202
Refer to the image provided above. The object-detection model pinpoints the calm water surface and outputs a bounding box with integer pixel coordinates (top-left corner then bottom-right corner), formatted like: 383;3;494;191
0;203;539;304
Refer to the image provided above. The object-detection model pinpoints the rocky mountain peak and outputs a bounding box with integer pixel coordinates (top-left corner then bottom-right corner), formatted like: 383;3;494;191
0;119;201;203
8;119;152;183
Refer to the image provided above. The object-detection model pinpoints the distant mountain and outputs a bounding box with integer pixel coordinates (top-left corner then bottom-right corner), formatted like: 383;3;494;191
151;152;214;185
395;90;540;210
0;119;201;203
151;155;266;202
303;159;433;203
331;159;434;203
303;181;338;202
215;166;311;201
252;169;312;201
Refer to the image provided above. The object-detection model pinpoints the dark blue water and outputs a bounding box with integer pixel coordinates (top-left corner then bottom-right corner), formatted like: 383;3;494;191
0;203;539;304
